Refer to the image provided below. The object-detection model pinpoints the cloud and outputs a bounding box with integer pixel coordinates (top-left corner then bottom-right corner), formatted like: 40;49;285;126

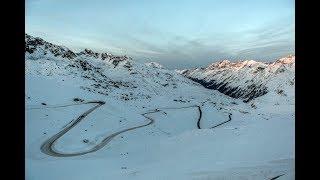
111;22;294;69
27;12;294;69
132;49;163;55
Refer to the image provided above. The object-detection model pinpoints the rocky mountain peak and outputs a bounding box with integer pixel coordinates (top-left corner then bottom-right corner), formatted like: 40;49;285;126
179;55;295;102
145;62;164;69
77;48;100;58
25;34;133;65
274;55;295;65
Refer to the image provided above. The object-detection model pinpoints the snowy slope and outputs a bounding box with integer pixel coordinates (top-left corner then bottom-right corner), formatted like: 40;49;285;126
26;34;204;102
26;34;294;180
179;55;295;103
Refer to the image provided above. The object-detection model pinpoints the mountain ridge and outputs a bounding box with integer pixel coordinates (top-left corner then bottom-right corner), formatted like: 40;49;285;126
25;34;131;66
179;55;295;102
26;34;294;103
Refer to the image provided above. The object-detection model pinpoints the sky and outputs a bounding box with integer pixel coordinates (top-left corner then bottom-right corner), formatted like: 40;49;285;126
26;0;295;69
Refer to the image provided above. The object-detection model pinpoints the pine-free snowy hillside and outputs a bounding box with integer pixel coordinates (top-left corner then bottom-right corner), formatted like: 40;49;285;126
26;34;294;180
179;55;295;103
25;34;204;101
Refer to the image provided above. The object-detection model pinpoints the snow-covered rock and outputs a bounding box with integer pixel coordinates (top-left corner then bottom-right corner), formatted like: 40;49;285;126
145;62;164;69
179;55;295;102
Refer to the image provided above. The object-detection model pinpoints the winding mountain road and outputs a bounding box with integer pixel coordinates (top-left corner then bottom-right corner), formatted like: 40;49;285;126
36;101;231;157
40;101;157;157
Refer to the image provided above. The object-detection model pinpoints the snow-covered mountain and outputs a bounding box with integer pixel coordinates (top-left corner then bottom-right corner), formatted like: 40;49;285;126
26;34;131;62
25;34;204;101
25;34;294;180
178;55;295;103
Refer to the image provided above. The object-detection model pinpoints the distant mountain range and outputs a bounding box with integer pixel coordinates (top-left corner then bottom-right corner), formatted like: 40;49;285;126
178;55;294;102
26;33;294;103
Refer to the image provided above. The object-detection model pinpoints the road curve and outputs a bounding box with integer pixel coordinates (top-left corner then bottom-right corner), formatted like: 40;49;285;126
40;101;157;157
210;113;232;129
39;101;228;157
197;106;202;129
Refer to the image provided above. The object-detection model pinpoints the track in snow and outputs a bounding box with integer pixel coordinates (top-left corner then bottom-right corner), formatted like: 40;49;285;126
34;101;230;157
210;113;232;129
40;101;155;157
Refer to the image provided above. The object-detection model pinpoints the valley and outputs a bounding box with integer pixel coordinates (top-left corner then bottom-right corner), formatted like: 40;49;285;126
25;34;294;180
